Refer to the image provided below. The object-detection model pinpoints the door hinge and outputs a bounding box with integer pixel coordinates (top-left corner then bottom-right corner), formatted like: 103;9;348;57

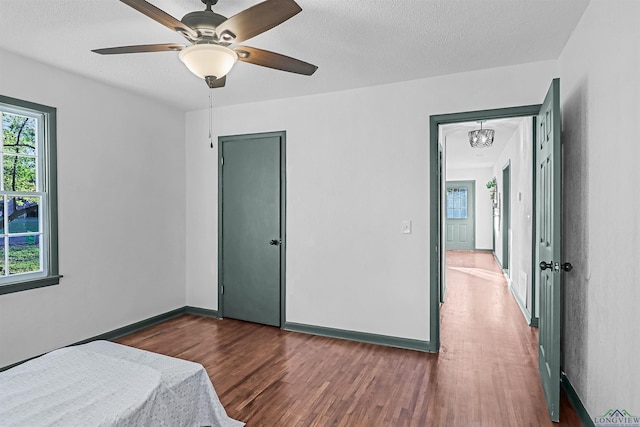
221;285;224;295
220;157;224;166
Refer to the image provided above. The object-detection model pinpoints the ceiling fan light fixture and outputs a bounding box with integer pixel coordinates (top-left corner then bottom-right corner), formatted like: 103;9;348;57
178;44;238;81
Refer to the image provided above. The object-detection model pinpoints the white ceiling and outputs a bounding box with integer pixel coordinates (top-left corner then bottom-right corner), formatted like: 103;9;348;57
0;0;589;111
443;117;528;170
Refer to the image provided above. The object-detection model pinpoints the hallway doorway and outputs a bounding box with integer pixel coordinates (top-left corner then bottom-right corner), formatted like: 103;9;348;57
439;115;535;326
430;106;540;355
431;80;564;421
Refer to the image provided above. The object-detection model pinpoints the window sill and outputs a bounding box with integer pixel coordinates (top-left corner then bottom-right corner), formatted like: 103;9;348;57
0;275;63;296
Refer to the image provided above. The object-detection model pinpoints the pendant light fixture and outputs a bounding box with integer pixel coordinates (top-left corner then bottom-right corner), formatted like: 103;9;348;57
469;121;495;148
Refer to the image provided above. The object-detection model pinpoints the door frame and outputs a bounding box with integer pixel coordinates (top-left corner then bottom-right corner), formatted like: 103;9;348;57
217;130;287;327
501;161;511;273
429;105;541;351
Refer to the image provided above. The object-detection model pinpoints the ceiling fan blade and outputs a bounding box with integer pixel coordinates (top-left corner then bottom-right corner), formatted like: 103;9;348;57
120;0;198;40
215;0;302;44
234;46;317;75
92;43;185;55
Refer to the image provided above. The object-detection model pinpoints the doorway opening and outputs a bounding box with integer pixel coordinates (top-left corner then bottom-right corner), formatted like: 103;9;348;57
430;80;563;422
429;105;541;350
440;116;533;325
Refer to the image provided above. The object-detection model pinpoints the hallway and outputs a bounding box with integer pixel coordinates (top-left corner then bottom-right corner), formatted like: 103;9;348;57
439;250;580;425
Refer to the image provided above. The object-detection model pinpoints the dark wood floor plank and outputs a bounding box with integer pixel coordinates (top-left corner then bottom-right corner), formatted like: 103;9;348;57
117;251;581;426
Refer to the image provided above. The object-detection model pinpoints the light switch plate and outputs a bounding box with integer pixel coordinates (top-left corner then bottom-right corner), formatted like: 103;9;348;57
401;220;412;234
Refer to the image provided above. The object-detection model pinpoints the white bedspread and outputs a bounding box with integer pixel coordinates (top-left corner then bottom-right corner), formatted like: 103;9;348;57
0;340;244;427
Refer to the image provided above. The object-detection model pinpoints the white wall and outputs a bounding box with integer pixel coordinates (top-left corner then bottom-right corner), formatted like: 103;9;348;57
558;0;640;418
445;167;494;250
185;60;557;342
0;50;187;367
492;119;534;315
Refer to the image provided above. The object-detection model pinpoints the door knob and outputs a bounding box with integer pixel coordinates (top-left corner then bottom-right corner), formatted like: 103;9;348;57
561;262;573;272
540;261;553;271
269;239;281;246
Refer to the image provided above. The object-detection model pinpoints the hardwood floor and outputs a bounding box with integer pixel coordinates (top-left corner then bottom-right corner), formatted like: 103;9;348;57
117;251;581;426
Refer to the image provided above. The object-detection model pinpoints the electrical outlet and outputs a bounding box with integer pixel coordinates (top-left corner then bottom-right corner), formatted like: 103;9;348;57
401;220;412;234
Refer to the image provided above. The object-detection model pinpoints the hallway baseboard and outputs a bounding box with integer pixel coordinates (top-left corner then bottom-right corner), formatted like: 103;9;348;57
562;373;594;427
508;280;535;326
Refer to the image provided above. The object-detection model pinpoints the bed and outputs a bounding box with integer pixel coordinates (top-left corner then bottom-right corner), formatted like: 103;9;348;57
0;340;244;427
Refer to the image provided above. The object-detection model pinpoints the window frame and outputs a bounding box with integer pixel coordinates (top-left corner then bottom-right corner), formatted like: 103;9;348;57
0;95;60;295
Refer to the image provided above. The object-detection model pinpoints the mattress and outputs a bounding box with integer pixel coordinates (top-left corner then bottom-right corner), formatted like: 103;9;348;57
0;340;244;427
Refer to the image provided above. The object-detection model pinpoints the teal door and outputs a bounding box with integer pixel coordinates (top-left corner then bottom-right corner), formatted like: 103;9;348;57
502;163;511;272
536;79;562;422
445;181;475;250
219;132;284;327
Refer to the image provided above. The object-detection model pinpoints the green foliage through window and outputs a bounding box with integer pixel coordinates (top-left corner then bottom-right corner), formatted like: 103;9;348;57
1;111;42;277
0;95;58;294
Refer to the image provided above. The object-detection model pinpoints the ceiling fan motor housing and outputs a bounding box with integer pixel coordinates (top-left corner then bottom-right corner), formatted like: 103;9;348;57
92;0;318;89
181;11;227;41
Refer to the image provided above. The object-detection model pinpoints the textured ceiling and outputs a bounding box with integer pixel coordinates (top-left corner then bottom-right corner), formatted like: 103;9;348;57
0;0;589;111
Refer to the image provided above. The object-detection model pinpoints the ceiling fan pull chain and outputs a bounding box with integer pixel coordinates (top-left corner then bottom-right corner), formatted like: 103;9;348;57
209;88;214;148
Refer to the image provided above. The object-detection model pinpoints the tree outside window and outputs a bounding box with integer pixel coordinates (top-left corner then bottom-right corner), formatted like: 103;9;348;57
0;96;59;294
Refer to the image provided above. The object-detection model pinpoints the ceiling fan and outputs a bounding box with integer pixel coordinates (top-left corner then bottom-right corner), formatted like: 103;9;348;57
92;0;318;88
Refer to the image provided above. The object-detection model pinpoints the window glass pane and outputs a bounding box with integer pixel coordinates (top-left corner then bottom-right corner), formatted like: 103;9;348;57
3;155;37;192
0;96;58;293
0;196;4;235
446;186;470;219
8;196;40;233
8;235;41;275
2;114;36;155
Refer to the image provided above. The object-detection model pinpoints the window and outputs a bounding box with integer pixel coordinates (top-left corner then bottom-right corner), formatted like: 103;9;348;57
0;95;59;295
446;187;468;219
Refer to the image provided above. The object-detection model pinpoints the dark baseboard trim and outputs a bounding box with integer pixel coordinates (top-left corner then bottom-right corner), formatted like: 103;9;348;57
0;307;189;372
0;353;40;372
185;306;219;318
562;372;594;427
72;307;187;345
3;308;434;372
284;321;436;353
